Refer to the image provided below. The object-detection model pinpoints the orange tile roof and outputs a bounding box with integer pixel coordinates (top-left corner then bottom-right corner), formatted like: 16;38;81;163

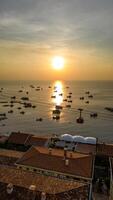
0;165;87;194
0;149;23;158
17;146;93;179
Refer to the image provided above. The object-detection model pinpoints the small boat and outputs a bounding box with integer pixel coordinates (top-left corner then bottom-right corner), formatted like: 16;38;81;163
59;93;63;96
0;101;8;104
66;105;71;108
85;101;89;104
85;91;90;95
0;113;6;117
51;95;56;98
88;95;93;98
24;103;32;108
63;99;67;102
0;116;7;121
30;85;35;88
18;90;23;93
67;95;71;98
17;107;22;110
105;107;113;112
90;112;98;118
55;105;63;110
80;97;84;100
20;111;25;114
68;100;72;103
3;104;10;107
53;109;61;114
36;118;43;122
53;115;60;120
8;110;13;113
21;97;29;101
10;104;14;107
11;96;16;99
32;105;36;108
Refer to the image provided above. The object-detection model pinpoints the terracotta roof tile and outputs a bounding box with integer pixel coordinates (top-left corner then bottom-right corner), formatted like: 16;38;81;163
0;165;87;194
0;149;24;158
17;146;93;179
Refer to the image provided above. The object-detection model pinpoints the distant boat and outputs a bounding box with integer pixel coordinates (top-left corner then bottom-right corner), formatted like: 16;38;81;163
17;107;21;110
59;93;63;96
0;113;6;117
32;105;36;108
53;110;61;114
53;115;60;120
88;95;93;98
11;96;16;99
18;90;23;93
21;97;29;101
63;99;67;102
85;91;90;94
67;95;71;98
8;110;13;114
66;105;71;108
105;107;113;112
90;112;98;118
20;111;25;114
51;95;56;98
80;97;84;100
55;105;63;110
36;118;43;122
68;100;72;103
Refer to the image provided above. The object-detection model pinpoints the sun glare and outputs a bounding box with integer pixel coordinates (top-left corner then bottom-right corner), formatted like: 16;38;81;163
52;56;65;70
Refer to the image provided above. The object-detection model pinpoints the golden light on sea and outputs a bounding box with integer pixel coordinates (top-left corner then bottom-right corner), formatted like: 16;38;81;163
52;80;63;106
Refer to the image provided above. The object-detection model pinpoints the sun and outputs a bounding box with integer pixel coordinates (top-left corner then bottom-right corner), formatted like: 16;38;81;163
52;56;65;70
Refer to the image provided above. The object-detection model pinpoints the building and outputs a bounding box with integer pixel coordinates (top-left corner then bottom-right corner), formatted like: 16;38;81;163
16;146;95;199
0;165;89;200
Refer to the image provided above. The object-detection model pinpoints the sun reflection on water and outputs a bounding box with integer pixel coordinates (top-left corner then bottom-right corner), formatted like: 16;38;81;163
52;81;63;106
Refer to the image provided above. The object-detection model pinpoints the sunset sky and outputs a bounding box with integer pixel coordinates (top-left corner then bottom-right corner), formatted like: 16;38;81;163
0;0;113;80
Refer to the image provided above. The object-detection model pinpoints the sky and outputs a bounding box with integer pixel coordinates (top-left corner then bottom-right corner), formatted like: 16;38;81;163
0;0;113;80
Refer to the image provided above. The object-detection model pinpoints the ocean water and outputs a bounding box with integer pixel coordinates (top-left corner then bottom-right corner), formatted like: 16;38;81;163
0;80;113;142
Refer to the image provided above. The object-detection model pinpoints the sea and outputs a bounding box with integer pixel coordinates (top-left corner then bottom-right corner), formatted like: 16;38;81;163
0;80;113;142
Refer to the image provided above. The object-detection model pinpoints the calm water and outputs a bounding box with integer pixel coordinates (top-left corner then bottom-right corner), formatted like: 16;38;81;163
0;80;113;142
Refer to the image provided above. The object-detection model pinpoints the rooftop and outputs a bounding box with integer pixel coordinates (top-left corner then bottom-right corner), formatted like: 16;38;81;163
17;146;93;179
7;132;32;145
97;143;113;157
0;165;87;194
0;148;24;158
